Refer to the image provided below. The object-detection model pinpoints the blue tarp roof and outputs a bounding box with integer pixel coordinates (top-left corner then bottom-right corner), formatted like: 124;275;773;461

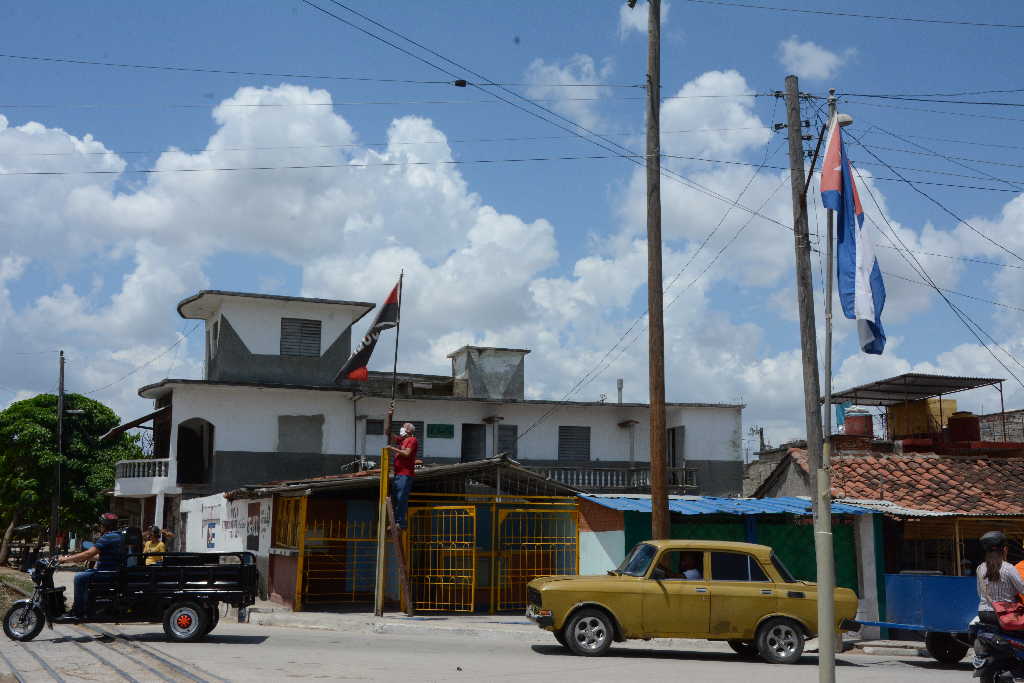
580;495;870;516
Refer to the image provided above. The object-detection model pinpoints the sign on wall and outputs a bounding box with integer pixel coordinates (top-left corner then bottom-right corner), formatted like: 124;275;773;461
427;423;454;438
247;503;260;551
206;521;217;549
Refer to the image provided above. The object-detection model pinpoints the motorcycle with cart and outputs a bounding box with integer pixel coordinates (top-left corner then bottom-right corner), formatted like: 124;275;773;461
3;526;258;643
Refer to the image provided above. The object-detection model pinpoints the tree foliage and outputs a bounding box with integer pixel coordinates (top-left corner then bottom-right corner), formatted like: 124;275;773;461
0;393;143;534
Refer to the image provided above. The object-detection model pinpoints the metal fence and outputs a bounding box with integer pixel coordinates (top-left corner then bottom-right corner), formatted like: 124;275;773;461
302;519;378;607
495;508;578;611
406;506;477;612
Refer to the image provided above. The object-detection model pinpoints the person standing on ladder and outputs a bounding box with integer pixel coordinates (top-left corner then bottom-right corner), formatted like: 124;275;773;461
388;422;419;530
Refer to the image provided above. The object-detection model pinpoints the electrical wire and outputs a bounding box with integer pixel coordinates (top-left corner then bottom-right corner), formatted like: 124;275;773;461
880;270;1024;313
0;52;641;88
0;127;770;158
843;128;1024;265
840;88;1024;98
851;164;1024;387
843;98;1024;124
680;0;1024;28
874;245;1024;271
835;95;1024;108
81;323;202;396
304;0;793;239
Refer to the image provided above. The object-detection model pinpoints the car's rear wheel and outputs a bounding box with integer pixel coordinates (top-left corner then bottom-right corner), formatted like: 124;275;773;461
162;601;209;642
565;608;614;657
728;639;761;659
756;617;805;664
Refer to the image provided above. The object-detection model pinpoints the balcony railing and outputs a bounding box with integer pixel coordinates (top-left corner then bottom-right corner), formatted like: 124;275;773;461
116;458;170;479
534;466;696;491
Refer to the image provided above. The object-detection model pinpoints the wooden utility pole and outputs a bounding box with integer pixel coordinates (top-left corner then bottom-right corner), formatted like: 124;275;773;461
51;350;64;554
641;0;668;540
783;75;834;683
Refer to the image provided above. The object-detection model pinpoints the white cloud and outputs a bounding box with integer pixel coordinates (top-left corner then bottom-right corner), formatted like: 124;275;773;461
523;54;614;130
777;36;856;81
618;1;670;39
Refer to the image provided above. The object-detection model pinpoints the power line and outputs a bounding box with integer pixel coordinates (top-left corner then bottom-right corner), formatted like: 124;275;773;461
843;98;1024;124
681;0;1024;28
837;95;1024;108
848;140;1024;171
881;270;1024;313
0;92;771;109
840;87;1024;98
875;244;1024;271
0;127;770;158
843;128;1024;265
851;164;1024;388
81;323;202;396
0;51;641;88
304;0;793;239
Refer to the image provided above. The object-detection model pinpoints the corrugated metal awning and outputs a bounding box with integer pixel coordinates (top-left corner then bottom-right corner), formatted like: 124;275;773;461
581;494;871;515
830;372;1004;406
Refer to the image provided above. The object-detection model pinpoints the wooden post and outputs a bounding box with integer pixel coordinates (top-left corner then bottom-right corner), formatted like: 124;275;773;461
293;494;308;612
387;498;414;616
374;447;390;616
643;0;669;541
784;74;834;682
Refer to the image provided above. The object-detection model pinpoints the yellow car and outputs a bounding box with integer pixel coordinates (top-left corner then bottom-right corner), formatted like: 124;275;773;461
526;539;858;663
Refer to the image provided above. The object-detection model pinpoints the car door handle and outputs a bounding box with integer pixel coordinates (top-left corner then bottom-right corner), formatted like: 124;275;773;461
760;589;773;595
694;587;708;593
787;591;805;598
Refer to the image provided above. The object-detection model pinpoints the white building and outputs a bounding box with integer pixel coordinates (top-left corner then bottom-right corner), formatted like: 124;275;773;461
111;290;743;533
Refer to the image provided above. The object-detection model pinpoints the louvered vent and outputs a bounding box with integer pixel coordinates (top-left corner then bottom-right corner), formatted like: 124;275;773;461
280;318;322;357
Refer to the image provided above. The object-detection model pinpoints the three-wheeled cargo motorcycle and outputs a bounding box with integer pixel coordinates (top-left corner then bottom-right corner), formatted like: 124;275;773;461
3;537;258;643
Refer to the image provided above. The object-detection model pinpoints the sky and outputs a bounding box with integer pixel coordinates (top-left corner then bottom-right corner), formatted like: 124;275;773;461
2;0;1024;454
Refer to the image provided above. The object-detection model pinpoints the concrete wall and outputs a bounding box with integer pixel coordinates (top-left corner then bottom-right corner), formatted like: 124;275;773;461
214;298;358;358
981;410;1024;442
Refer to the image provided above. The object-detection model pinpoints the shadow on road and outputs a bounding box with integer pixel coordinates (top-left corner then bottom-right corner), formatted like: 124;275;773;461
123;633;269;645
529;644;863;667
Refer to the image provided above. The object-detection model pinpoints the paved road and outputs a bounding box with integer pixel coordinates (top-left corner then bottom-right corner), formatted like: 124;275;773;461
0;622;973;682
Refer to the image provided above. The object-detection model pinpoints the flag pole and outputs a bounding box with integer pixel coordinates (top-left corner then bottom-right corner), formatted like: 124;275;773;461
374;272;403;617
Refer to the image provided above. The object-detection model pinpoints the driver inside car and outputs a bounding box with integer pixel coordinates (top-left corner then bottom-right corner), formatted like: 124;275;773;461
54;513;123;623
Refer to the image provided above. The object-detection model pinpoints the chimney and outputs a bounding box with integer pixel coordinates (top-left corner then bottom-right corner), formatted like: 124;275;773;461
617;378;624;404
447;346;530;400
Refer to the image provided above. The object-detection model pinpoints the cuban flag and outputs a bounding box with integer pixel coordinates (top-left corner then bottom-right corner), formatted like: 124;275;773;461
821;114;886;354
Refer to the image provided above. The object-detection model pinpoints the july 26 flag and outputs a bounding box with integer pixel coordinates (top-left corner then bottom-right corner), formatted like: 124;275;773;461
821;114;886;354
335;279;401;382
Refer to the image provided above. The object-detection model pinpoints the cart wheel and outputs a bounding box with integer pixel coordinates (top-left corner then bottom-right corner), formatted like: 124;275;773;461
3;601;44;642
925;631;969;665
203;605;220;636
163;601;209;642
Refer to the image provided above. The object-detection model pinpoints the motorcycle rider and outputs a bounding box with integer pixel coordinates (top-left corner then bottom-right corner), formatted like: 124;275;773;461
977;530;1024;626
53;513;123;623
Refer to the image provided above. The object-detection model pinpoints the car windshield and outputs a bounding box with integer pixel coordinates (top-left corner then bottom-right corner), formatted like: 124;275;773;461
771;553;797;582
617;543;657;577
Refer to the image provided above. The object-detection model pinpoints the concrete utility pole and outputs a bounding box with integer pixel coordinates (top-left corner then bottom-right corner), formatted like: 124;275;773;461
52;350;64;554
783;75;835;683
639;0;669;540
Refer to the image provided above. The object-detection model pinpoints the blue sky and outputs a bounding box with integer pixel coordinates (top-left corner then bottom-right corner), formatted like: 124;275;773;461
2;1;1024;448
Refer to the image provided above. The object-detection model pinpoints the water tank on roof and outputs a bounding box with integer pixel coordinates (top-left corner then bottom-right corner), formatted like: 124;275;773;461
948;411;981;442
844;409;873;436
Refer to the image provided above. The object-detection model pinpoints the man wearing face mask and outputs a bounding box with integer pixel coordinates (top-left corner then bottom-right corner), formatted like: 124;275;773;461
387;422;419;530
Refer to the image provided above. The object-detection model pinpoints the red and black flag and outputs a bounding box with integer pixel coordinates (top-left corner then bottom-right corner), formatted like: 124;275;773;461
335;279;401;382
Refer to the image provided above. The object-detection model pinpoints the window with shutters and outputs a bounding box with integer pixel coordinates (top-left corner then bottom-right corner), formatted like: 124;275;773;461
497;424;518;458
365;420;384;436
557;426;591;462
280;318;322;357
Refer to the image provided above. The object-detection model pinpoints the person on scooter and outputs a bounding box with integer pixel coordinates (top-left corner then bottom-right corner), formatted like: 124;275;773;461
53;513;123;623
977;531;1024;626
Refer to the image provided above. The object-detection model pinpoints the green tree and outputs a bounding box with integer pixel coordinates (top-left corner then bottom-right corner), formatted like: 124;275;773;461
0;393;143;562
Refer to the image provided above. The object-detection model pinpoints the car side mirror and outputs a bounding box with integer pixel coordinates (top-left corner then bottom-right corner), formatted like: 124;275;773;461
651;568;666;580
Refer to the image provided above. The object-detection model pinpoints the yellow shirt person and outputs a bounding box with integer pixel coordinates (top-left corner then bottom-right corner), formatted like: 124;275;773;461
143;539;165;565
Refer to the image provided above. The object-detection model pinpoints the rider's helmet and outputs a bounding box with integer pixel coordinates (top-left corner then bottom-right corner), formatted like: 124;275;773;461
980;530;1009;552
98;513;118;531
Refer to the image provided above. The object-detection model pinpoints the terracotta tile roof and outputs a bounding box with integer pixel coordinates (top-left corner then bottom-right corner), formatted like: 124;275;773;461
789;447;1024;515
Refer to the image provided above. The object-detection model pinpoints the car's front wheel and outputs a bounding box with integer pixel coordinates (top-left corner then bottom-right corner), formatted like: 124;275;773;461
565;608;614;657
756;617;805;664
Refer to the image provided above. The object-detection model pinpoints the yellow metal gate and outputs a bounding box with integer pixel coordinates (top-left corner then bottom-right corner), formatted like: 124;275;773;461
495;509;578;611
302;519;378;607
407;506;476;612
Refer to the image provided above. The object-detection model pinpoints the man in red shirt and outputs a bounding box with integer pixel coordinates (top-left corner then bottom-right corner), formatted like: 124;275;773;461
387;422;419;530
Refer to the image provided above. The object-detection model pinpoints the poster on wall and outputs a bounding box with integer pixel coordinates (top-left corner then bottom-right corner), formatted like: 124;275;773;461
246;503;260;551
206;521;217;549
